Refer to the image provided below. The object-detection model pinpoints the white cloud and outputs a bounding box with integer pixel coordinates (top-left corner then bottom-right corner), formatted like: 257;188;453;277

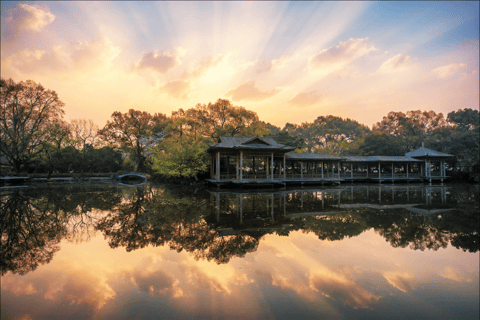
5;3;55;33
310;38;377;70
378;54;415;73
432;63;465;79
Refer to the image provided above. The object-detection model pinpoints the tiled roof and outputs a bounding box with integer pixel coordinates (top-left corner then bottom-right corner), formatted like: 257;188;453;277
286;153;345;160
207;136;296;152
405;147;454;158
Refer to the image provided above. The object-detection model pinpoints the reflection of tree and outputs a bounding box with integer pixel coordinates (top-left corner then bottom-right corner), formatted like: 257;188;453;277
96;187;261;264
0;185;124;275
0;189;65;275
302;213;368;241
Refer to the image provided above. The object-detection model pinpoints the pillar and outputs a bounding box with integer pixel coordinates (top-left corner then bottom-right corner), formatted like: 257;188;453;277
378;162;381;178
301;162;303;180
283;154;286;180
321;161;324;179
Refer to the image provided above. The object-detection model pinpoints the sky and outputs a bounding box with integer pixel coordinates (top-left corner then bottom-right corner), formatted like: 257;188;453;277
1;1;478;129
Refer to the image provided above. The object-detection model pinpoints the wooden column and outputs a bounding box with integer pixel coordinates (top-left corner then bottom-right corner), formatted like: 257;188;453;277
301;162;303;180
271;153;274;180
216;152;220;180
321;161;324;179
283;154;286;179
236;154;239;179
351;163;353;179
406;163;409;178
392;162;394;178
378;162;381;179
240;151;243;180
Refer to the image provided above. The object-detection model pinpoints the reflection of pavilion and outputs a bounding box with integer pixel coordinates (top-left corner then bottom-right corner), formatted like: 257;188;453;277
206;137;454;188
209;185;455;226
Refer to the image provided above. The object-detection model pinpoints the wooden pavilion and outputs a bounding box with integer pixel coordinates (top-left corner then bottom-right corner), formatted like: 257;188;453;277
206;136;455;188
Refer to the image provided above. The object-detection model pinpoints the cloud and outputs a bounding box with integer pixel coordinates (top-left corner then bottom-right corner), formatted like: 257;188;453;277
1;37;120;75
5;3;55;33
378;54;415;73
70;37;121;69
287;91;321;107
160;80;190;99
432;63;465;79
134;51;178;73
183;55;224;79
226;81;279;102
309;38;377;70
2;47;68;74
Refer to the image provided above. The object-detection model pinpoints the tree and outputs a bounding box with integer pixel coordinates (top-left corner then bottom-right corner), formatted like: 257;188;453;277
447;108;479;131
188;99;266;140
98;109;167;172
151;136;210;179
0;78;65;174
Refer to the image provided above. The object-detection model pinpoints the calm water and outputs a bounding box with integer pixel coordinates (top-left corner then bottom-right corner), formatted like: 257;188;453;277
1;182;478;320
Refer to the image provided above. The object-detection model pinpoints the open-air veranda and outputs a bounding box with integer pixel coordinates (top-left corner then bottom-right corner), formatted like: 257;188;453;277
206;137;454;188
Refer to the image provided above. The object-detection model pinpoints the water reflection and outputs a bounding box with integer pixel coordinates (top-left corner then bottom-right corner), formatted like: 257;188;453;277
1;183;478;277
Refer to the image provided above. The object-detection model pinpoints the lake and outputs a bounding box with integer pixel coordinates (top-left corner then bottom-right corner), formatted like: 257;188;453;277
1;182;478;320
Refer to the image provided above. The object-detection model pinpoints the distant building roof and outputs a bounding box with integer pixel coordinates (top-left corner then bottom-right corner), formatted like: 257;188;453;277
207;136;296;153
343;156;422;162
286;153;345;161
405;147;454;158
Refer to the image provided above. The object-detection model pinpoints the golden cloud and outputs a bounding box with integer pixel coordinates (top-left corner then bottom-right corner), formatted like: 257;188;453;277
432;63;465;79
226;80;279;101
159;80;190;99
5;3;55;33
287;91;321;107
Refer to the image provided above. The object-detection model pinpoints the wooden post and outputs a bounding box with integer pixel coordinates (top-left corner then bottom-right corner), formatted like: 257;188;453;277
351;163;353;179
301;162;303;180
406;163;409;178
392;162;394;179
321;161;324;179
378;162;381;179
283;154;286;180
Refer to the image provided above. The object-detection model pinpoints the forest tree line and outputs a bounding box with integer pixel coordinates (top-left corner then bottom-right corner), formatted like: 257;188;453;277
1;78;479;180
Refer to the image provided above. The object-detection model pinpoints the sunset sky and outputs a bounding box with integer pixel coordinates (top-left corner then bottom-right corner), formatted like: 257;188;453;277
1;1;478;128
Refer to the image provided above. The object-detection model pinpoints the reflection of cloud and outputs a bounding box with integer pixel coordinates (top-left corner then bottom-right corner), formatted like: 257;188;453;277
5;3;55;33
134;51;178;73
130;269;184;297
383;271;417;292
309;270;381;309
310;38;377;70
160;80;190;99
287;91;321;107
2;265;116;311
226;81;279;101
378;54;415;73
439;267;473;283
432;63;465;79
